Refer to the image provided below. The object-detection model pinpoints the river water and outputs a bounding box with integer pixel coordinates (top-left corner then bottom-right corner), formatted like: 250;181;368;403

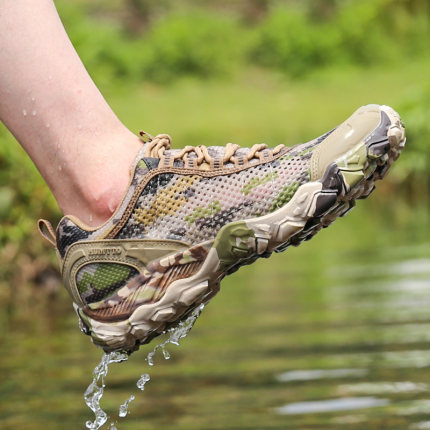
0;196;429;429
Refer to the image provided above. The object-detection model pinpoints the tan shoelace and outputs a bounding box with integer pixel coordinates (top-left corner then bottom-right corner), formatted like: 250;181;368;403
140;132;285;170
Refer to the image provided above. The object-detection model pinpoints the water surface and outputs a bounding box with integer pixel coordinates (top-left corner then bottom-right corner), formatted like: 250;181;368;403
0;197;429;429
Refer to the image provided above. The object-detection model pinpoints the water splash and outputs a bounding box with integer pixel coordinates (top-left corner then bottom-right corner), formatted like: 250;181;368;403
115;375;149;420
85;304;205;429
161;346;170;360
116;304;204;420
84;351;128;430
147;304;205;367
137;373;151;391
118;395;135;418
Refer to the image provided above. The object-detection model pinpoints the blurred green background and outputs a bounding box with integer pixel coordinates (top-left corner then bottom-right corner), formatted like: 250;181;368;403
0;0;429;429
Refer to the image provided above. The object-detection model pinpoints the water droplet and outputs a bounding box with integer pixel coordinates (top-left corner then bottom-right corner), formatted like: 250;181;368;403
46;123;50;128
108;200;116;214
89;214;93;223
161;346;170;360
58;165;62;172
22;109;27;116
118;395;135;418
78;124;83;130
31;110;37;116
146;352;154;367
31;97;35;102
136;374;150;391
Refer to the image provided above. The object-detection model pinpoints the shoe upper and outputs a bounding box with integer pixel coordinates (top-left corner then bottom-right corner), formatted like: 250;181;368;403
56;133;328;254
39;105;385;315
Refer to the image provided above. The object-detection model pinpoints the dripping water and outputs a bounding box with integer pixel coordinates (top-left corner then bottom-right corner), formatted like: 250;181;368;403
146;304;204;366
136;373;151;391
84;351;128;430
118;395;135;418
84;304;205;429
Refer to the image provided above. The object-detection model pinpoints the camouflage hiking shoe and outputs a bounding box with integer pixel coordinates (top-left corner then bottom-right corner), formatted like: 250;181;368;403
38;104;405;353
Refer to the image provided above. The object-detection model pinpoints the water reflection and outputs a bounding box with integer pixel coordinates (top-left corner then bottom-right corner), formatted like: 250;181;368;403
276;368;367;382
1;199;429;429
329;257;430;278
338;381;429;395
275;397;389;415
396;400;430;416
410;422;430;430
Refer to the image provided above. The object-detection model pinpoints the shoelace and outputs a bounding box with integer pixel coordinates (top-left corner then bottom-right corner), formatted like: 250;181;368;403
140;132;285;169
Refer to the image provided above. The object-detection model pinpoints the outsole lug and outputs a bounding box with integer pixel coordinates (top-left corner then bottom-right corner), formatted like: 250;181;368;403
313;192;338;217
178;281;209;306
152;307;176;322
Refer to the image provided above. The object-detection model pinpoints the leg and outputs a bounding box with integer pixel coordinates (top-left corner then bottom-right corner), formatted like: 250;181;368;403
0;0;142;226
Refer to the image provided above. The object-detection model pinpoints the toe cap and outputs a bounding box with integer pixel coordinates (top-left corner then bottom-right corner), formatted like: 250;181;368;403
310;104;383;181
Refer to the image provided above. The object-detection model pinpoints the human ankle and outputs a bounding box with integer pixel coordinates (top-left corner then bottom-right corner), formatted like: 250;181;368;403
78;153;138;226
60;132;142;227
83;182;126;226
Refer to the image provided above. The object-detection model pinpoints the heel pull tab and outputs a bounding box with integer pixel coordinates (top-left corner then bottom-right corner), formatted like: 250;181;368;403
37;219;57;247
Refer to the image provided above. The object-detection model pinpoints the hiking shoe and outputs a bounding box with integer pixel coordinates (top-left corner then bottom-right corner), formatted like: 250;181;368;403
38;104;405;353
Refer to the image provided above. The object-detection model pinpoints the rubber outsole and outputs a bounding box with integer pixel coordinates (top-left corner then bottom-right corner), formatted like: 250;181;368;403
78;105;406;353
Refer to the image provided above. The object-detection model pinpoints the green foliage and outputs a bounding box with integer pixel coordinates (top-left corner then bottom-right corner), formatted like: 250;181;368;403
394;87;430;188
56;0;430;83
251;7;339;76
252;0;430;76
58;3;245;84
0;127;59;247
140;12;244;83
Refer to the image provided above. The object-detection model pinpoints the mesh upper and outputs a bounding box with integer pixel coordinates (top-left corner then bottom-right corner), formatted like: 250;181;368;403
55;134;329;254
76;263;139;304
116;138;317;244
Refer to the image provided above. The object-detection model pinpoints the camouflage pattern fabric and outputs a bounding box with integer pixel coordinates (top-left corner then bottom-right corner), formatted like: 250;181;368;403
54;131;331;307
